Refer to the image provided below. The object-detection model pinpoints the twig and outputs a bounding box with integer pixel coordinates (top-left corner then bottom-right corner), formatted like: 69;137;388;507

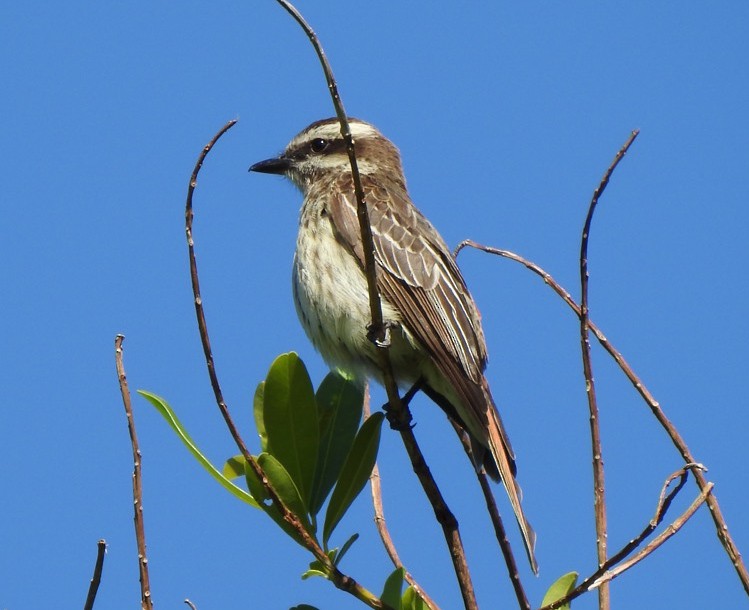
455;239;749;594
365;390;441;610
539;467;710;610
578;129;639;609
184;600;198;610
185;120;242;453
83;539;107;610
186;121;390;610
115;335;153;610
587;338;749;593
274;3;478;608
589;334;749;593
272;0;383;344
652;463;703;524
588;483;713;590
449;420;530;610
395;419;477;609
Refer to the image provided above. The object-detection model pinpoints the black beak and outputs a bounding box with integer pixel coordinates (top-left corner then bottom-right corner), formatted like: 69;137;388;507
249;156;291;175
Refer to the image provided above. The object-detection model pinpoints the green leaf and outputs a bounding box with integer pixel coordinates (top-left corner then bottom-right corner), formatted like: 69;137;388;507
309;372;364;515
244;452;316;546
260;453;314;532
263;353;319;512
333;532;359;566
138;390;258;508
323;412;384;546
223;454;245;479
300;568;328;581
253;381;268;452
541;571;578;610
381;567;405;610
301;549;336;580
301;557;325;580
402;586;427;610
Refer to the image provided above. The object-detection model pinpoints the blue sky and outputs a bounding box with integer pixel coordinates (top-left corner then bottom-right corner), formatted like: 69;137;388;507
2;3;748;609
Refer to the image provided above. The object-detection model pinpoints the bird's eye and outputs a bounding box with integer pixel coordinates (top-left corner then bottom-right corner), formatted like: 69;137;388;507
310;138;328;153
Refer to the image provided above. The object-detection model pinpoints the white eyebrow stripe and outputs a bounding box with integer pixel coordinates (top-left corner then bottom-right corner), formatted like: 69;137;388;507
288;120;381;150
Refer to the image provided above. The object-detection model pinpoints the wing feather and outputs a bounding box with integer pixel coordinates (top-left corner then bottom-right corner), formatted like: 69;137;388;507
328;174;537;572
332;175;487;422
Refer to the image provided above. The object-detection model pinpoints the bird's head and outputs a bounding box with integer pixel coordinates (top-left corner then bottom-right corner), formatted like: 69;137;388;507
249;118;405;192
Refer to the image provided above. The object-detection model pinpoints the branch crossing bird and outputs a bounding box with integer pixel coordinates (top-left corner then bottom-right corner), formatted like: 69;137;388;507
250;118;538;573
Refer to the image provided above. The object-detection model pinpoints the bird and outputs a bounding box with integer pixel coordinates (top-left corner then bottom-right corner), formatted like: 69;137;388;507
249;117;537;572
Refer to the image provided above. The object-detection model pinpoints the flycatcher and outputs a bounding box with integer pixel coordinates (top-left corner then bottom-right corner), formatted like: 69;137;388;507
250;117;537;572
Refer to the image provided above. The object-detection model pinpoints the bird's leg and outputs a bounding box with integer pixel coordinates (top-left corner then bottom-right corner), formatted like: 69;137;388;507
402;378;424;406
382;378;424;431
367;319;397;348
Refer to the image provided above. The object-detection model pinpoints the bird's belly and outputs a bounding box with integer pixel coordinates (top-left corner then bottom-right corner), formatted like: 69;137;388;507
292;220;423;384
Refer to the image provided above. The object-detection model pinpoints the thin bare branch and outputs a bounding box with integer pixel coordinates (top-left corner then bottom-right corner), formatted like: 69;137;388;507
115;335;153;610
186;121;389;609
578;129;639;609
274;2;477;607
456;240;749;595
449;420;530;610
539;468;710;610
272;0;383;345
393;413;477;609
365;390;441;610
83;539;107;610
185;119;241;453
588;482;713;590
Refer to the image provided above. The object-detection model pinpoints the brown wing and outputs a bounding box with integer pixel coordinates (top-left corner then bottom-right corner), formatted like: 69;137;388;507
329;173;490;434
328;174;537;573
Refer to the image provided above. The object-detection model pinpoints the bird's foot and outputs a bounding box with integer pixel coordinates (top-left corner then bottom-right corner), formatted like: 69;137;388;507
382;399;414;431
367;320;397;348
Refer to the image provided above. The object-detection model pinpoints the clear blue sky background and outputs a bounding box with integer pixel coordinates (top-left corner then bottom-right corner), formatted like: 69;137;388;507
2;3;747;609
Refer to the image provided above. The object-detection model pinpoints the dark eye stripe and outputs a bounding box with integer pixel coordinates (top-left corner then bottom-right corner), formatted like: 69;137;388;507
306;137;348;156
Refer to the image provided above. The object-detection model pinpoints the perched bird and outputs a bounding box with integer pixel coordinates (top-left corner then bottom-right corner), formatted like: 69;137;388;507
250;117;537;572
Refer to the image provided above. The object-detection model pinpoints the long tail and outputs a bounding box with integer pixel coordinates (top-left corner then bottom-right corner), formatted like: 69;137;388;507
421;380;538;573
484;401;538;574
